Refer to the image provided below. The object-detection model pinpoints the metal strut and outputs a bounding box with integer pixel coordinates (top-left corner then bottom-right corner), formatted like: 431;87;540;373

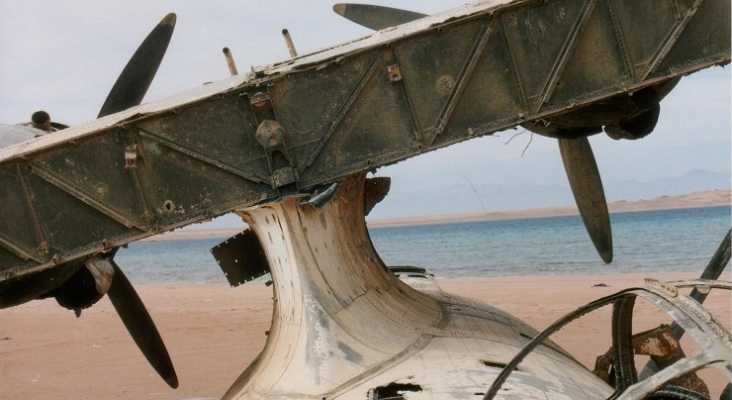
483;280;732;400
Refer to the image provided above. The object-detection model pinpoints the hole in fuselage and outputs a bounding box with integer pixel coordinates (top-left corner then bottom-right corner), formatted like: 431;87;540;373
480;360;520;371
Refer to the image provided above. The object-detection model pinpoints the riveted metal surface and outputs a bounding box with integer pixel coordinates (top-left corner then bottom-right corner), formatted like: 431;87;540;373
0;0;729;287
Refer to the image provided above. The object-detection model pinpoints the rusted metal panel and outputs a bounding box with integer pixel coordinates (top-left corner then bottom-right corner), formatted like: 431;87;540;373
632;325;710;396
0;0;729;282
210;229;270;287
485;279;732;399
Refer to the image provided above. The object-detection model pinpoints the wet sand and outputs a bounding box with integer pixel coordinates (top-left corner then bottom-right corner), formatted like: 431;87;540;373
2;273;730;400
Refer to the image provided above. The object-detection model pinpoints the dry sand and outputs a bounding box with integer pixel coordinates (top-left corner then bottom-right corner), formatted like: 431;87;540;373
1;273;730;400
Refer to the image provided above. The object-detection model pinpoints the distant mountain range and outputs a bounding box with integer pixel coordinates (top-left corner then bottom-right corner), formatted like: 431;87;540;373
368;169;731;219
368;189;730;228
176;169;730;230
166;188;728;237
606;169;731;201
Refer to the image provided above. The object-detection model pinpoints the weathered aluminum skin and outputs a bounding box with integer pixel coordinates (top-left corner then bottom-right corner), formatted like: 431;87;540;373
0;0;729;288
225;173;613;399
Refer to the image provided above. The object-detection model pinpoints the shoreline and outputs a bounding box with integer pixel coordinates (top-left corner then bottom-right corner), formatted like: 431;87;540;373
145;189;730;241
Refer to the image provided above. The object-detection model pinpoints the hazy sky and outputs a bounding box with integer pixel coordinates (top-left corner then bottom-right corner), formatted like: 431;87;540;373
1;1;729;227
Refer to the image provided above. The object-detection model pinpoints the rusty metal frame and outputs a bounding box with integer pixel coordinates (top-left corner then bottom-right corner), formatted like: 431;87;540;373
534;0;599;111
0;232;40;263
638;0;705;81
137;128;270;184
384;48;423;142
29;163;143;230
0;0;729;282
431;19;492;140
483;279;732;400
302;55;382;169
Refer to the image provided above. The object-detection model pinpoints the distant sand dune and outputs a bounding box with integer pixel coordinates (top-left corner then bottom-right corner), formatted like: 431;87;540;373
369;188;731;228
145;189;730;241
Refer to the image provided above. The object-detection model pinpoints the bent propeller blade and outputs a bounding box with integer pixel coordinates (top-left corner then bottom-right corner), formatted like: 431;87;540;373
106;259;179;388
98;13;176;118
558;137;613;264
333;3;425;30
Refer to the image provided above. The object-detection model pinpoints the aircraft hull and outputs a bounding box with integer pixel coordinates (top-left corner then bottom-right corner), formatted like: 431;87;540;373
223;173;612;399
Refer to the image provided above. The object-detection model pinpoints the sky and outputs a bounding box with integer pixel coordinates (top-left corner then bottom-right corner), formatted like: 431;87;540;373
1;1;729;228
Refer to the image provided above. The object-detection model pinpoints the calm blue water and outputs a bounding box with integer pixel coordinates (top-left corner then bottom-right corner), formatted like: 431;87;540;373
115;206;730;283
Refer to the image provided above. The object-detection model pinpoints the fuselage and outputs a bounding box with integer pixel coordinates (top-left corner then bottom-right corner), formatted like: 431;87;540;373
220;173;612;399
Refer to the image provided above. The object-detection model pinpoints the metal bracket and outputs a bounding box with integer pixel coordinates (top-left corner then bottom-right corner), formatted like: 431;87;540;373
249;91;273;115
246;91;300;190
124;144;138;169
255;120;299;189
387;64;402;82
301;181;343;208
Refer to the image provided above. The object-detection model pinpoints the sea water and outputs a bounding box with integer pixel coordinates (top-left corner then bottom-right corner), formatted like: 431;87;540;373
115;206;731;284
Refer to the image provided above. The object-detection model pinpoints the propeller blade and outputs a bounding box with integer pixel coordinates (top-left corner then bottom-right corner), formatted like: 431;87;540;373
98;13;176;118
97;14;176;384
333;3;425;30
558;137;613;263
106;259;178;388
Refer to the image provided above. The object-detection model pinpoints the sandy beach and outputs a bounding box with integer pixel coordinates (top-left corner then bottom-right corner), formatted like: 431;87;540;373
1;273;730;400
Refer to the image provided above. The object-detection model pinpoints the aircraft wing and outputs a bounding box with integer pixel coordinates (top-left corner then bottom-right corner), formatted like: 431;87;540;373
0;0;729;283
